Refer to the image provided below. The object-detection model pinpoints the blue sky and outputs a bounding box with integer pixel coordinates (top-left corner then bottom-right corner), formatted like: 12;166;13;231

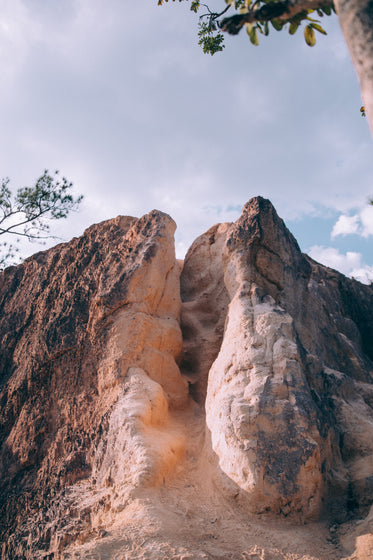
0;0;372;282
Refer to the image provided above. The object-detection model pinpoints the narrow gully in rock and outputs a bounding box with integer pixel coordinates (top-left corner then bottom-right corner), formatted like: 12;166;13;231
179;223;230;405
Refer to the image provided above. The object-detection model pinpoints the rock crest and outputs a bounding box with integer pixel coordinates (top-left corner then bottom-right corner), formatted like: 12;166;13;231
0;197;372;559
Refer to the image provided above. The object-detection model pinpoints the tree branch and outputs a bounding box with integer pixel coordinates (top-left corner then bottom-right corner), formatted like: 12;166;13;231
0;208;50;235
220;0;334;34
0;228;55;240
0;171;82;268
199;3;231;19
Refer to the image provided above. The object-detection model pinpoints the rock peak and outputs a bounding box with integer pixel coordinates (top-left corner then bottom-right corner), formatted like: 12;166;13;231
224;196;307;303
0;199;372;560
242;194;275;213
229;195;302;254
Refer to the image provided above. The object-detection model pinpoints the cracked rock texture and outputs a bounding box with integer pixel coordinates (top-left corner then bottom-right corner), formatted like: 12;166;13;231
203;198;373;522
0;210;188;558
0;197;372;560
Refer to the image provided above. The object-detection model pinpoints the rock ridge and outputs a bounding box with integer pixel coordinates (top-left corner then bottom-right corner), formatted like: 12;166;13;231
0;197;372;559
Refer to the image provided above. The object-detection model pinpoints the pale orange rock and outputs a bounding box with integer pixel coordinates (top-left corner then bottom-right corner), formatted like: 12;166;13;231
0;210;189;558
0;198;372;560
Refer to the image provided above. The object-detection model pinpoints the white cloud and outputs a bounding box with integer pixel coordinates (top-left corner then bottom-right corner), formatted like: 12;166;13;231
331;205;373;239
0;2;372;275
309;245;361;274
331;214;359;237
349;266;373;284
308;245;372;284
360;204;373;237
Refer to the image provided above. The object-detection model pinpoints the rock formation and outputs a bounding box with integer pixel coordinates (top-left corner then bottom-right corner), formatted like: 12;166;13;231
0;197;372;559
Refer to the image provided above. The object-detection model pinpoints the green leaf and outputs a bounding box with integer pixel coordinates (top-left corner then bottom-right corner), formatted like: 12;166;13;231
304;24;316;46
190;1;200;13
310;22;327;34
246;23;259;45
245;22;253;34
198;23;225;55
289;21;300;34
271;19;283;31
252;27;259;45
322;5;332;15
264;21;269;35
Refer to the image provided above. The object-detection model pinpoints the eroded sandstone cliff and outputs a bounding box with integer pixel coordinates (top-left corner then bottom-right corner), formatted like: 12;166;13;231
0;198;372;560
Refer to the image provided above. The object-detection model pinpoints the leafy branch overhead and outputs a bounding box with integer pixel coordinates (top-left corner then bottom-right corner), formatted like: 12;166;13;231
158;0;335;54
0;170;83;269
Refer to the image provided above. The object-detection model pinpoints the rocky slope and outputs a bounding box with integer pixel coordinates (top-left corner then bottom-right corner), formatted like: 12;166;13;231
0;197;372;559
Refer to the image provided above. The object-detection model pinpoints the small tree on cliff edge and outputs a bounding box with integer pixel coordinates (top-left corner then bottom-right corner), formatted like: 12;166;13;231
158;0;373;134
0;170;83;269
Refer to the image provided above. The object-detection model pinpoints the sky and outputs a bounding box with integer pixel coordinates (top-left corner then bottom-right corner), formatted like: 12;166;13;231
0;0;372;283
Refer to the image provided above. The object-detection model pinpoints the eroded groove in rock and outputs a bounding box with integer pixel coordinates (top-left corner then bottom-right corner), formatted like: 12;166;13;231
180;223;231;404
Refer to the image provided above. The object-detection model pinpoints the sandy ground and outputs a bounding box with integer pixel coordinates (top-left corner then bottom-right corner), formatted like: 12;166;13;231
61;400;372;560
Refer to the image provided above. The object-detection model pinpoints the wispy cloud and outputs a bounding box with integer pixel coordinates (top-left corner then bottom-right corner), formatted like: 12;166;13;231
308;245;372;284
349;266;373;284
360;205;373;237
0;1;372;271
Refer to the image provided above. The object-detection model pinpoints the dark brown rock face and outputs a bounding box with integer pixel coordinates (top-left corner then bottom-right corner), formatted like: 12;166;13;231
0;197;372;560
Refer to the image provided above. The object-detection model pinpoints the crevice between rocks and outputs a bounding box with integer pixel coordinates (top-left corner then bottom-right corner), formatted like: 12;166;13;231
178;224;230;405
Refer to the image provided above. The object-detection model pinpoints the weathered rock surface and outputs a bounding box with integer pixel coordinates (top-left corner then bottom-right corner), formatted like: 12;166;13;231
0;197;372;560
180;222;230;403
0;210;188;558
202;198;373;522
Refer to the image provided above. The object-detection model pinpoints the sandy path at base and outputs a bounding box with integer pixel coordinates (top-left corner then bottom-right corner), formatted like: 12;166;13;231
65;400;351;560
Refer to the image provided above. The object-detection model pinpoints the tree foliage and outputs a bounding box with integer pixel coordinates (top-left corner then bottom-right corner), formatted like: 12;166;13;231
158;0;335;54
0;170;83;269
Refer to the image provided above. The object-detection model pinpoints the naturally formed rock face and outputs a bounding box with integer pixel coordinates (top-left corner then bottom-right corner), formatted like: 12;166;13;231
0;210;188;558
180;222;231;403
197;198;373;521
0;197;372;560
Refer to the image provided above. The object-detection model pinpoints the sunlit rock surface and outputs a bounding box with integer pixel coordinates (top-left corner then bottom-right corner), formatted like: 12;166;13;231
203;198;373;521
0;198;372;560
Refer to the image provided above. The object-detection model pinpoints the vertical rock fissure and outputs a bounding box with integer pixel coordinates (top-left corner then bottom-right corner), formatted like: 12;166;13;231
179;223;231;405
